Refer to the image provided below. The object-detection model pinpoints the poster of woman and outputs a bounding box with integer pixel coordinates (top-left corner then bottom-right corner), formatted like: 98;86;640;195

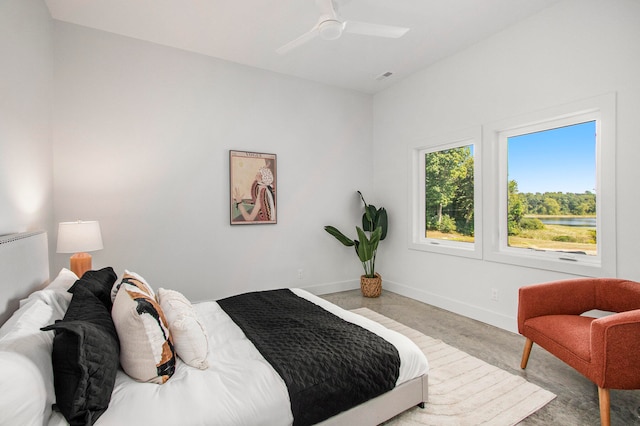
229;150;277;225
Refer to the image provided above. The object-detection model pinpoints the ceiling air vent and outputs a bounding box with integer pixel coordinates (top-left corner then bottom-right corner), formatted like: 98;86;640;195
375;71;394;81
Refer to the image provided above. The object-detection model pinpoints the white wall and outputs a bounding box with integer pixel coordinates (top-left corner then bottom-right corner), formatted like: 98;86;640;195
0;0;54;246
7;0;639;333
373;0;640;332
52;22;374;301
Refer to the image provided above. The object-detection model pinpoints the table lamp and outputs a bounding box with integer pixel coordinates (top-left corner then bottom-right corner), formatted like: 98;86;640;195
57;220;104;278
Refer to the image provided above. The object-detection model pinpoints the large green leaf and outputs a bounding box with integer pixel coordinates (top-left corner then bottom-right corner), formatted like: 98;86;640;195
355;227;371;262
370;226;382;249
355;226;381;262
363;206;388;240
362;205;376;232
376;208;388;240
324;226;355;247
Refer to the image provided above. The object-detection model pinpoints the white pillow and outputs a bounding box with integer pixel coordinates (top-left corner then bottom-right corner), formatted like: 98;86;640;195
0;295;67;425
0;351;48;426
0;269;75;340
157;288;209;369
45;268;78;292
111;273;175;384
0;271;74;425
0;298;53;342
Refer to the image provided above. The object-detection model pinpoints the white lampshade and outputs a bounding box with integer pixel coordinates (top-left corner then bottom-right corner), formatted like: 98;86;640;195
56;221;104;254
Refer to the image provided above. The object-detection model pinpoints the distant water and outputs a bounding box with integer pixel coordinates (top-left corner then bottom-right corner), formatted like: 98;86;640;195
538;217;596;227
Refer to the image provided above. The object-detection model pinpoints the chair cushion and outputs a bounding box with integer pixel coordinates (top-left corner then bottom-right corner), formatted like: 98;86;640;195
524;315;595;361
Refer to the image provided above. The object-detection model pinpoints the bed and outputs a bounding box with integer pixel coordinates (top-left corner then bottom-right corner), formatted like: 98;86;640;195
0;231;428;426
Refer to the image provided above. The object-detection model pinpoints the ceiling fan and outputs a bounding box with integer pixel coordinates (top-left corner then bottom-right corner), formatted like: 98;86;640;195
276;0;410;55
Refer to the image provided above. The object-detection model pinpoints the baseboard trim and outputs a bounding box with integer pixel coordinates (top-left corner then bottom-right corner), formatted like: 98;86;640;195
304;278;518;333
383;280;518;333
303;279;360;296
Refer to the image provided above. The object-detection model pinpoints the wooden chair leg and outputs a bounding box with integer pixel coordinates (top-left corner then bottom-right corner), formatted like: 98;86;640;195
598;387;610;426
520;337;533;369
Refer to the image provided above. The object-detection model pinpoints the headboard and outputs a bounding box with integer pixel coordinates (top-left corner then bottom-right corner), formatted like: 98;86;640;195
0;231;50;326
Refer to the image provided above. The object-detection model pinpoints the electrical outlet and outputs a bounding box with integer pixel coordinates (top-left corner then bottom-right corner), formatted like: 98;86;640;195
491;288;499;301
297;269;303;280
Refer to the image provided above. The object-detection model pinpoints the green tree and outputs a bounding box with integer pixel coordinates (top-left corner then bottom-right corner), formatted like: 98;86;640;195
425;146;473;234
508;180;525;235
519;191;596;215
452;155;475;235
542;197;561;215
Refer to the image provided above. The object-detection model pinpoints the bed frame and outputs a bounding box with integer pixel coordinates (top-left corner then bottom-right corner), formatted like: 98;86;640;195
0;230;428;424
320;374;428;425
0;231;49;325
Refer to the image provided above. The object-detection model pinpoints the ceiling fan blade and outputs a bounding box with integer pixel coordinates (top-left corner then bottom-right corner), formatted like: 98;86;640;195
315;0;338;20
276;27;320;55
344;21;409;38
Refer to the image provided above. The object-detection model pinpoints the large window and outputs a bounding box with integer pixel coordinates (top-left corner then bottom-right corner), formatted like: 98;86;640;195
507;121;596;255
484;94;616;276
410;128;482;258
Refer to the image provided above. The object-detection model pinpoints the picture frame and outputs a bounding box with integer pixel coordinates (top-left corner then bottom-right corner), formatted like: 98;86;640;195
229;150;277;225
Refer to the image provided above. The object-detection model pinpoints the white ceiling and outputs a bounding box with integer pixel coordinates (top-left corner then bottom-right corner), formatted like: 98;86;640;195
44;0;562;94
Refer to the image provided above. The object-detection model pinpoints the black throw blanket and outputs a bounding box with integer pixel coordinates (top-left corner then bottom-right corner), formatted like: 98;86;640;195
217;289;400;426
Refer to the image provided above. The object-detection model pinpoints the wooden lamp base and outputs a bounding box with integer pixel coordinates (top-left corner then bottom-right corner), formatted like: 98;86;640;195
69;252;92;278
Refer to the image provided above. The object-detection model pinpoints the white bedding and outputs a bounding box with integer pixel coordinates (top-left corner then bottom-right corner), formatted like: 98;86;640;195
3;285;427;426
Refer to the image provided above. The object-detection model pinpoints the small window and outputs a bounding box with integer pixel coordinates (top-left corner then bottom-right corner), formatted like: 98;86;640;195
484;93;616;276
426;145;475;242
410;128;482;258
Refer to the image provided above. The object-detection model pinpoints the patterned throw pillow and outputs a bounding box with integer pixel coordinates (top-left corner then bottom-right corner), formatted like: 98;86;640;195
157;288;209;369
110;269;154;303
111;272;175;384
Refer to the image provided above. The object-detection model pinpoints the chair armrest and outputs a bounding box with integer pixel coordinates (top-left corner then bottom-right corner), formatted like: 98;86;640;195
518;278;597;333
591;309;640;389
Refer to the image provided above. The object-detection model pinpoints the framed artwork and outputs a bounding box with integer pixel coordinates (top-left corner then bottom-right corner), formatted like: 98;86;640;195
229;150;277;225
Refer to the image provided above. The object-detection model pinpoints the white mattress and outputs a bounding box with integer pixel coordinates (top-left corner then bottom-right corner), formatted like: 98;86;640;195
47;289;428;426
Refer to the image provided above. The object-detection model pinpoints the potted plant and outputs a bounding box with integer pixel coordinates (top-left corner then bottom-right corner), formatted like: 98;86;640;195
324;191;388;297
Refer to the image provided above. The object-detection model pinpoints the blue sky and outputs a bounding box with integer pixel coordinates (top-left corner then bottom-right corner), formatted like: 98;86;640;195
507;121;596;194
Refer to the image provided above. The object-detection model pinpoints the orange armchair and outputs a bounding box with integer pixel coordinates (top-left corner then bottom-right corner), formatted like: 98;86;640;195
518;278;640;426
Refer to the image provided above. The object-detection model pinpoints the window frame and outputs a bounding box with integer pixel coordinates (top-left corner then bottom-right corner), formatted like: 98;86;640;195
409;127;482;259
483;93;616;276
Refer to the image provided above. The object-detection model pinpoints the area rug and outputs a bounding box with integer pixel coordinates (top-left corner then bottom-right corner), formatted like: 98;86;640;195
351;308;556;426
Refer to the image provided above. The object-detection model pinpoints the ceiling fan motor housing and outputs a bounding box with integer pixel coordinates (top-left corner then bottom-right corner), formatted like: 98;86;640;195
318;19;344;40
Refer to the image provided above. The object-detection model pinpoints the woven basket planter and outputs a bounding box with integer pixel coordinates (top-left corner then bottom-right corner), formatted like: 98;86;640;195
360;273;382;298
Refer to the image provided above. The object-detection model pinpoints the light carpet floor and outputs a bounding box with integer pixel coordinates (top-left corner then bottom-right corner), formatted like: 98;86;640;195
352;308;556;426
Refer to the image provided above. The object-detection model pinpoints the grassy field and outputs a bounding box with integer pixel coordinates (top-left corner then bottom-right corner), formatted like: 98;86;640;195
426;230;474;243
510;224;596;255
428;224;596;255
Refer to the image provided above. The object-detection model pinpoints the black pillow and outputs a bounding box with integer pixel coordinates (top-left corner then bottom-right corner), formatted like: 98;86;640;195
41;285;119;426
68;267;117;310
